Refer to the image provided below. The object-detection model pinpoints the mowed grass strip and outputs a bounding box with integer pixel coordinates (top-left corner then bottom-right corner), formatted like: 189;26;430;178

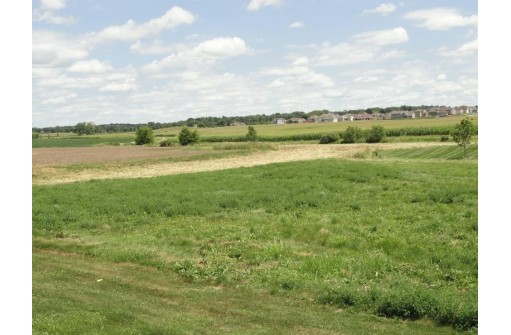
33;158;477;333
380;145;478;160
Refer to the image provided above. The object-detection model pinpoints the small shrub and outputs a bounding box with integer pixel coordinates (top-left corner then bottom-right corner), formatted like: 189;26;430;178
32;132;40;140
319;133;340;144
246;126;258;142
342;126;364;144
135;126;154;145
434;303;478;331
318;287;359;308
377;289;437;320
366;125;386;143
178;127;200;146
440;135;450;142
159;139;175;147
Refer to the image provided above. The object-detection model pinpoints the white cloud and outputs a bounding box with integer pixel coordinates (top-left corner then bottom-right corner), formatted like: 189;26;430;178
130;40;182;55
193;37;248;57
260;59;335;89
41;0;66;10
292;57;309;66
41;92;77;105
67;59;113;73
289;21;304;29
91;6;196;43
100;79;137;92
437;74;447;81
316;42;375;66
354;27;408;46
247;0;283;11
314;27;408;66
363;3;397;16
32;30;89;67
142;37;250;73
439;39;478;57
403;8;478;30
34;0;76;25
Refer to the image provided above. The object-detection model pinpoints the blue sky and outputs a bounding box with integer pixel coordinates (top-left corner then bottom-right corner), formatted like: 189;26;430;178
32;0;478;127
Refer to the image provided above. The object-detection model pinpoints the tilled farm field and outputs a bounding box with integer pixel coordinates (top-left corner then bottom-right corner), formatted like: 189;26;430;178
32;146;206;166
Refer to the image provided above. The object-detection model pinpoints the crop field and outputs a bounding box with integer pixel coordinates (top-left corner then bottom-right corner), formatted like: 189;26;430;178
32;145;477;334
154;115;478;138
32;134;136;148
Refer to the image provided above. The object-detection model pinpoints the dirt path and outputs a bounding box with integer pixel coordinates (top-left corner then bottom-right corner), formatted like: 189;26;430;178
32;142;448;185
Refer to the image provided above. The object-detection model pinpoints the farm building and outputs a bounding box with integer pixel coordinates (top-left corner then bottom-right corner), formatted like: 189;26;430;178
273;118;286;125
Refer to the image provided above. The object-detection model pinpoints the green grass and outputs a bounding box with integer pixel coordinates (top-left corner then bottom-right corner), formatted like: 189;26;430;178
379;145;478;160
33;158;477;333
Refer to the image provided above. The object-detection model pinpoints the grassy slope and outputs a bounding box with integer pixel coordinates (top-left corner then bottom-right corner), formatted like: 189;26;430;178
33;158;477;334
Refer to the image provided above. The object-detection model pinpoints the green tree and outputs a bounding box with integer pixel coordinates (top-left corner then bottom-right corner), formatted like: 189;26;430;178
75;121;96;135
366;125;386;143
178;126;200;146
135;126;155;145
451;118;476;159
342;126;364;144
246;126;258;142
319;133;340;144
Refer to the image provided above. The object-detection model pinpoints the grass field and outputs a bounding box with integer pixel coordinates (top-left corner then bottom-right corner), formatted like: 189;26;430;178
33;157;477;334
32;135;136;148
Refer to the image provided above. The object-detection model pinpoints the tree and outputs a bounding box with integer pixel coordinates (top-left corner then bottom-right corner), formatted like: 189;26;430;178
75;121;96;135
319;133;340;144
451;118;476;159
178;126;200;146
366;125;386;143
246;126;258;142
342;126;364;144
135;126;154;145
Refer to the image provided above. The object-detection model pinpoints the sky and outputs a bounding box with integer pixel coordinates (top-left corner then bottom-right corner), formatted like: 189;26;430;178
32;0;478;127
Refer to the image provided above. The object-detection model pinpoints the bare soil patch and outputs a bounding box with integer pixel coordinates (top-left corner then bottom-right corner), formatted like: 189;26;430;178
32;146;205;166
33;142;449;185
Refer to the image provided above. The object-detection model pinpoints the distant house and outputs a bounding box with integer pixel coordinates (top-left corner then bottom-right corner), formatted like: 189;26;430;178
415;109;427;118
288;117;306;124
389;110;406;119
307;115;321;123
353;113;374;121
230;121;246;126
341;114;354;122
468;106;478;114
319;113;338;123
273;118;286;125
